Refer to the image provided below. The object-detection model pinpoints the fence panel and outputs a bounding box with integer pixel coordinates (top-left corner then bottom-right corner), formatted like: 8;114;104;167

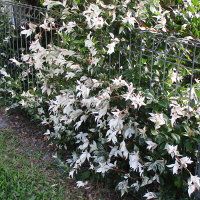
1;1;200;97
0;1;52;94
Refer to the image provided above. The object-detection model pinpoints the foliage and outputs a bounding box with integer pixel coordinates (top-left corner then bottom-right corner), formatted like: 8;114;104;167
160;0;200;38
1;0;200;199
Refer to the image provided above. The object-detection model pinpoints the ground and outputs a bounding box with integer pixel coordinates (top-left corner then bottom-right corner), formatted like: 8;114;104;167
0;107;89;200
0;107;133;200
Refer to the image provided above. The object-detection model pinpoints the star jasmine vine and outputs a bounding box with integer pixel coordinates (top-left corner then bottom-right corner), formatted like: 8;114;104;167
1;0;200;199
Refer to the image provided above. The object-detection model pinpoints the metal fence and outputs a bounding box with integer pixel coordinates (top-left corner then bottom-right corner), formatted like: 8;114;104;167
0;1;199;98
1;1;200;93
0;1;55;93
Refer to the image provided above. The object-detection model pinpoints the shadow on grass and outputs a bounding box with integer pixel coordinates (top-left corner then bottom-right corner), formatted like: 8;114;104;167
0;130;87;200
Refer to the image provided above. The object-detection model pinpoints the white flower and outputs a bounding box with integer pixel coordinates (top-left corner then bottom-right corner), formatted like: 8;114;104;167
76;181;88;188
117;180;129;196
100;3;115;9
121;83;145;109
76;151;91;166
96;162;115;174
109;146;122;158
143;192;158;199
43;0;64;9
29;40;44;52
92;17;104;29
112;76;127;87
0;69;10;77
153;174;160;183
149;113;165;129
183;0;192;7
69;170;75;178
170;68;183;83
106;130;118;144
165;144;180;158
90;57;99;65
125;0;131;4
180;156;193;168
67;21;76;31
146;141;157;152
65;72;76;80
21;29;33;37
89;141;97;153
124;127;135;139
60;21;76;33
83;4;104;29
129;152;143;174
40;20;50;31
38;107;45;115
90;47;97;56
9;58;21;66
78;138;89;150
85;33;94;48
75;132;88;143
130;94;146;109
21;53;30;62
170;103;185;126
167;161;180;174
122;83;135;100
44;129;51;136
106;34;120;54
107;42;116;54
108;111;124;131
188;175;200;196
76;82;90;98
122;11;135;26
119;141;129;159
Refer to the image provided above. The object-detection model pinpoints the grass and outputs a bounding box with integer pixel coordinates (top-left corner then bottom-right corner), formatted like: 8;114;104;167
0;130;86;200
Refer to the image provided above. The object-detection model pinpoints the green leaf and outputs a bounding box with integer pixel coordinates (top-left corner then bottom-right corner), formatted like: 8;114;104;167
174;178;182;188
151;130;158;135
171;133;181;143
158;100;169;108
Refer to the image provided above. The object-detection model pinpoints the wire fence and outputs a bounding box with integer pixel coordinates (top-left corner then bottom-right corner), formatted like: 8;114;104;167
0;1;199;103
1;1;200;93
0;1;58;97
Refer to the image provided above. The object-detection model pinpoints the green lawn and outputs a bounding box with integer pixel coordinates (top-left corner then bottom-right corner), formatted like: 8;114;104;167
0;130;85;200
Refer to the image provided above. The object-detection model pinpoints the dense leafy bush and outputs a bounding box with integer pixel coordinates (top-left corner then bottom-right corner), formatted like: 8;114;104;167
1;0;200;199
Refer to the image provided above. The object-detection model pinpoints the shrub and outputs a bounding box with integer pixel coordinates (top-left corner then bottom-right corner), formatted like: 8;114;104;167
2;0;200;199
